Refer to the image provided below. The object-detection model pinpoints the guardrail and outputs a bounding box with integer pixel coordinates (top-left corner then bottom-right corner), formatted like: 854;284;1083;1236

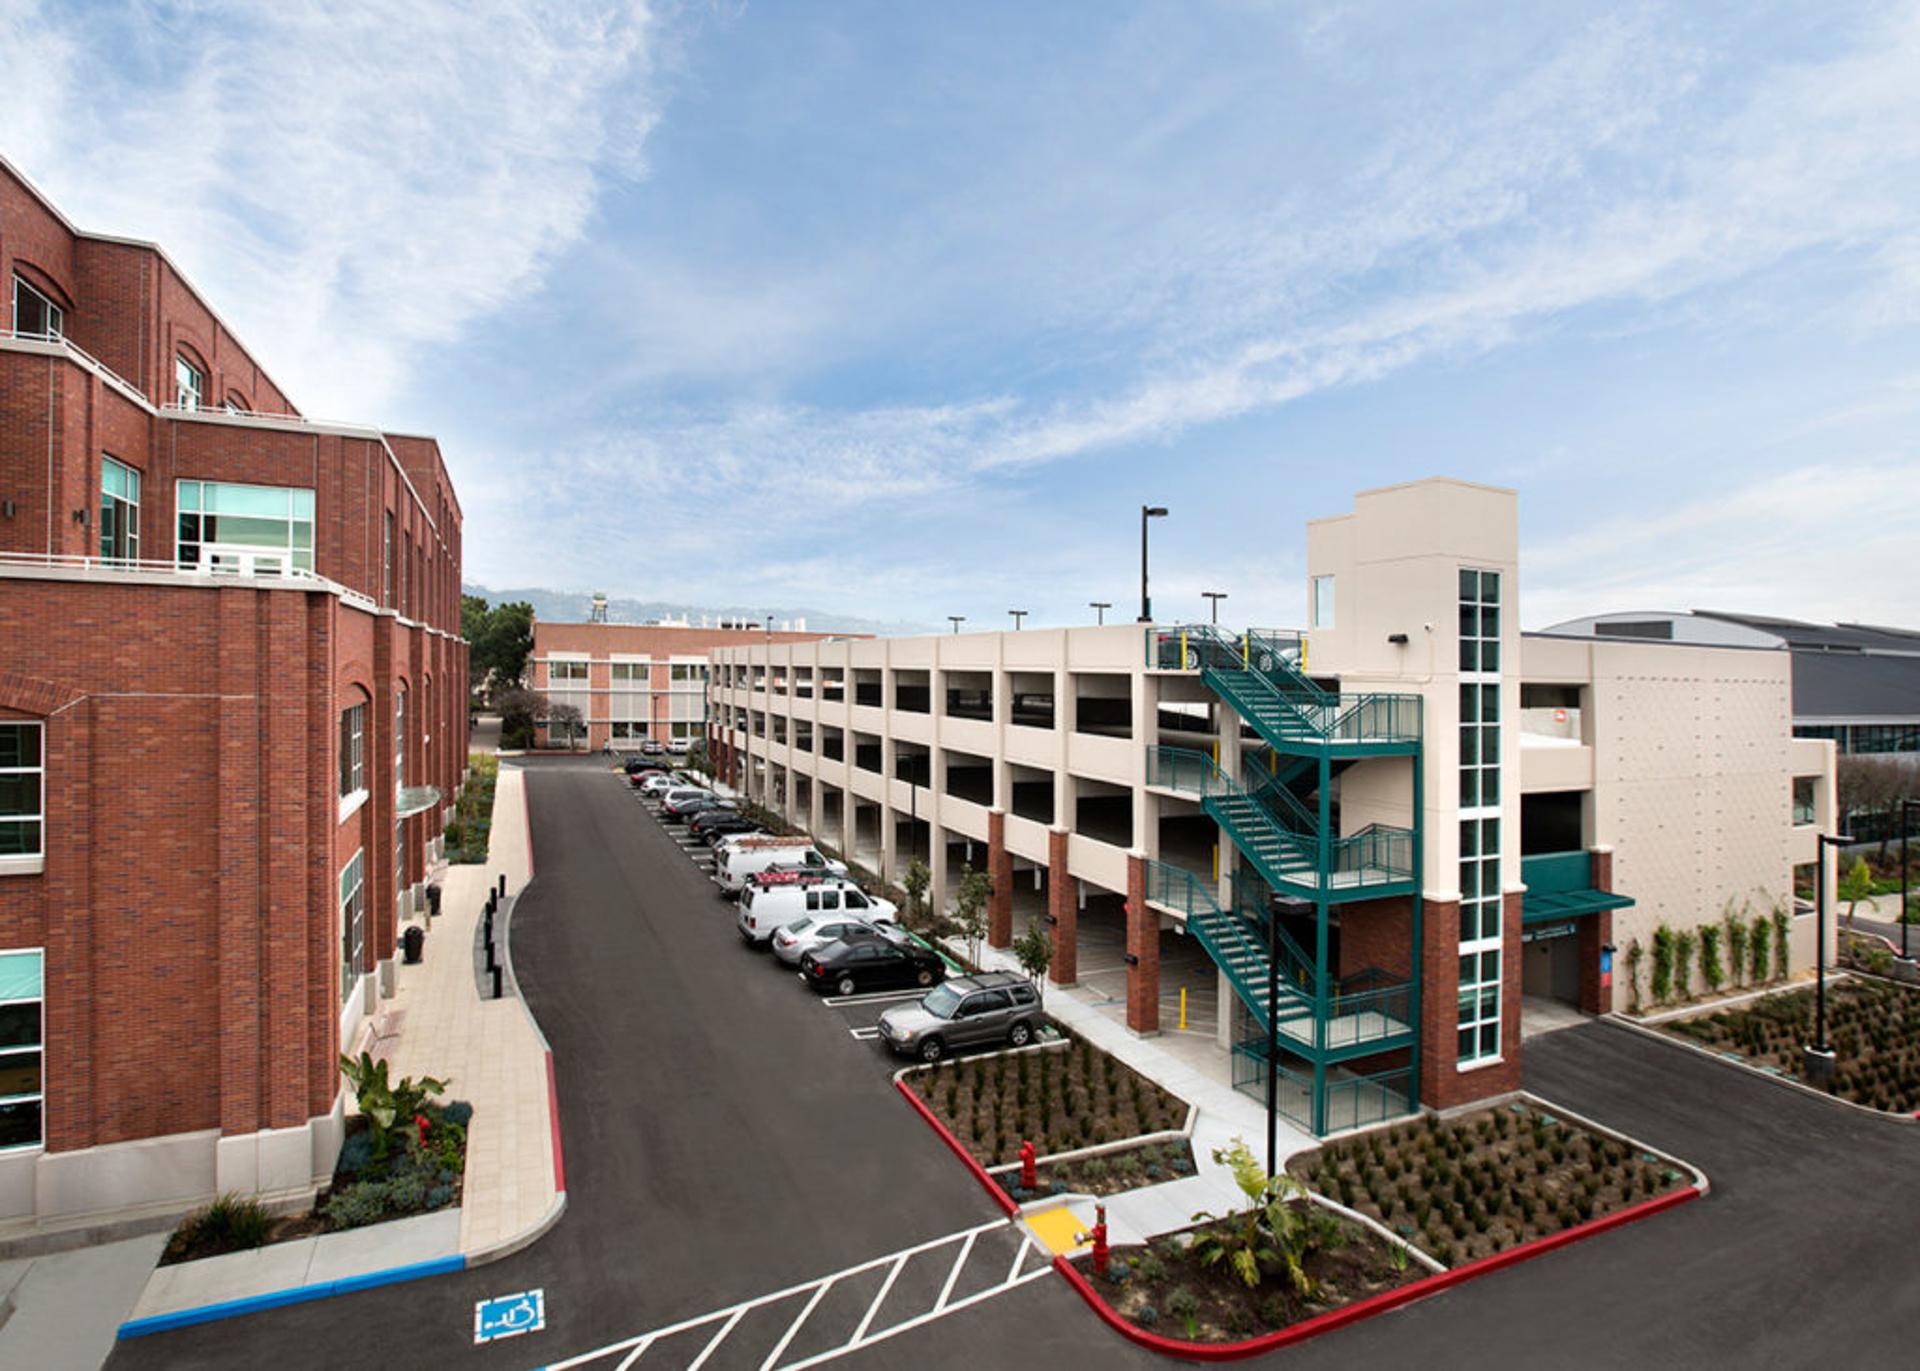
0;550;381;613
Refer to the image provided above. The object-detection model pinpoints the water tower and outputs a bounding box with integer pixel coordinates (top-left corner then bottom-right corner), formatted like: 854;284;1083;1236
589;592;609;623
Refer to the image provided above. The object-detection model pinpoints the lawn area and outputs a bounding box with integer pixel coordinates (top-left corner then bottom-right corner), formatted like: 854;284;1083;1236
1288;1102;1687;1268
1665;976;1920;1113
905;1031;1187;1168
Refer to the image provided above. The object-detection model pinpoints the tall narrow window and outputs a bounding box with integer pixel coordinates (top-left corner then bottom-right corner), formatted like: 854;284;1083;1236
0;950;44;1151
1311;575;1335;628
175;354;204;411
338;703;365;798
0;725;44;861
100;457;140;563
339;851;365;1005
395;686;406;793
11;275;62;339
383;512;394;606
1457;568;1503;1067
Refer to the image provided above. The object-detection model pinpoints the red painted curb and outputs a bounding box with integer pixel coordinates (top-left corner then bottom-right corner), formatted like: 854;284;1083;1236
1054;1184;1700;1360
893;1078;1016;1218
545;1051;566;1194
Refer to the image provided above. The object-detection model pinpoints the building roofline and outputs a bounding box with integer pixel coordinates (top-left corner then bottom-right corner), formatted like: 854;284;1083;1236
1;151;302;419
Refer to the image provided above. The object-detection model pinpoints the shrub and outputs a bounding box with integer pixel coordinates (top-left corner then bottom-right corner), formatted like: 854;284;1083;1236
1650;926;1674;1004
1700;925;1723;993
181;1193;272;1252
1134;1304;1160;1328
1750;915;1771;982
1625;938;1644;1013
1673;930;1695;1001
1772;906;1790;979
1167;1287;1201;1339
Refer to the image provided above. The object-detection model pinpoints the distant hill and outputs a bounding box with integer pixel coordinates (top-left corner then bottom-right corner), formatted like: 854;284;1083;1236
463;584;930;638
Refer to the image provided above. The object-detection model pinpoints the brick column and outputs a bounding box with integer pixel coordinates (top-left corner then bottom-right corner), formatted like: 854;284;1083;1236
987;809;1012;949
1580;848;1615;1014
1048;826;1076;985
1417;898;1460;1109
217;588;264;1138
1125;852;1159;1034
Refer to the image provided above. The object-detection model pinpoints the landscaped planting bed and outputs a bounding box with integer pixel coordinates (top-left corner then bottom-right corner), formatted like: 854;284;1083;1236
905;1032;1187;1169
1077;1141;1421;1342
1288;1103;1686;1268
444;753;499;864
1665;976;1920;1112
1016;1137;1198;1199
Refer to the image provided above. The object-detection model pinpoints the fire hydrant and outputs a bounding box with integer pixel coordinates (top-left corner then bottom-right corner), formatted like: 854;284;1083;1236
1091;1202;1109;1278
1019;1140;1037;1191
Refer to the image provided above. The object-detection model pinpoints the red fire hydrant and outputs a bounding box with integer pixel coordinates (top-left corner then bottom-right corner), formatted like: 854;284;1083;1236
1019;1140;1037;1191
1091;1202;1109;1278
415;1113;431;1147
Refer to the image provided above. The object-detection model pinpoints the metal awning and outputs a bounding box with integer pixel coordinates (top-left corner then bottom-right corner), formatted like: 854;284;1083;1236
1521;888;1635;924
396;785;443;819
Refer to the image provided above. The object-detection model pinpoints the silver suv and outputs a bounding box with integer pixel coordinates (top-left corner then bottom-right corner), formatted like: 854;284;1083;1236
877;972;1042;1062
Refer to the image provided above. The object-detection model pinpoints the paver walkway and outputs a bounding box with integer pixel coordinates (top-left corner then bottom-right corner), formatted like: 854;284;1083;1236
379;761;559;1260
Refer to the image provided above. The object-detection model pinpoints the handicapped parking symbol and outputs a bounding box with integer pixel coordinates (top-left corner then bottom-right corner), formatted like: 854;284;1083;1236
474;1288;546;1344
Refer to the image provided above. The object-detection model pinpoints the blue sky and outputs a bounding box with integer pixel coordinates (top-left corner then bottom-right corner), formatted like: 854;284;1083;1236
6;0;1919;630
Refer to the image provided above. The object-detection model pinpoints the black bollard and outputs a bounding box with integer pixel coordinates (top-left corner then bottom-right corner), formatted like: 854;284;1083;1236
485;936;497;973
497;874;507;898
491;965;503;999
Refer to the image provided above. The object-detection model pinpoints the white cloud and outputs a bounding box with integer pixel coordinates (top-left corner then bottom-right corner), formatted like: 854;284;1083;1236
0;0;660;419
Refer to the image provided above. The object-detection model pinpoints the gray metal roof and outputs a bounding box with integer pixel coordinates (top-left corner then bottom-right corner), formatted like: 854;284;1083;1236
1790;651;1920;721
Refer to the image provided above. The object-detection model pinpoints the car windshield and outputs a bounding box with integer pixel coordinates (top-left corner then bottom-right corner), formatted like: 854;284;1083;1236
786;918;814;934
920;985;961;1019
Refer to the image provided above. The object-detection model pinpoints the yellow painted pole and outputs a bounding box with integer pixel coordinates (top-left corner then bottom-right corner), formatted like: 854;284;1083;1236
1180;629;1189;668
1180;987;1188;1031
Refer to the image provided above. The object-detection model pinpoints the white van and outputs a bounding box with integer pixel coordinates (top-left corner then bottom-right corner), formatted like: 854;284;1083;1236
735;879;898;947
715;839;847;896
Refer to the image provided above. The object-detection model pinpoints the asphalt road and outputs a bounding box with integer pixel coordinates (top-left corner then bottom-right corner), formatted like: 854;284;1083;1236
112;758;1160;1371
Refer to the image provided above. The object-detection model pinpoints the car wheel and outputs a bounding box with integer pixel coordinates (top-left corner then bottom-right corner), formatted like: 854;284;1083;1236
1009;1021;1032;1048
915;966;935;987
920;1037;944;1063
836;974;858;996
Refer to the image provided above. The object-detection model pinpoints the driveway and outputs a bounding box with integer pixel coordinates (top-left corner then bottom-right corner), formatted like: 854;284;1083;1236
111;759;1159;1370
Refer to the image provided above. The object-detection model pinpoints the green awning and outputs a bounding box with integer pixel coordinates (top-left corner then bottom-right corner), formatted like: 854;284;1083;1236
1522;888;1635;924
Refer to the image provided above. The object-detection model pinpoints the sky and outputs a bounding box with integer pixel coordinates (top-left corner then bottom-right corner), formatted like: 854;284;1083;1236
4;0;1919;631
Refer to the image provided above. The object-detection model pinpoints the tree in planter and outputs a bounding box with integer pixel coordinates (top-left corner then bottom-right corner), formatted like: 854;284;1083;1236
1014;914;1053;1005
1625;938;1644;1014
954;864;993;968
1673;929;1695;1001
1699;924;1724;994
1840;858;1875;935
903;858;932;931
1650;925;1674;1004
1191;1138;1323;1297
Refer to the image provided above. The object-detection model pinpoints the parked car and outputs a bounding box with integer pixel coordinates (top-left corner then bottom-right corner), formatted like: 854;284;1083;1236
716;839;847;896
663;792;732;821
876;972;1043;1062
693;816;762;845
799;933;946;996
642;739;665;756
738;880;899;950
770;914;906;964
637;772;679;794
625;759;669;781
655;785;710;809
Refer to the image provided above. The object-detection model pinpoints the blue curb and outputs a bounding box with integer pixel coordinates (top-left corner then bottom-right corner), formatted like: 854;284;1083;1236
117;1253;467;1339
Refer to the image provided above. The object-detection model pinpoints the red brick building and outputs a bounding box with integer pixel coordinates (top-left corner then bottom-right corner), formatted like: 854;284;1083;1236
0;157;467;1231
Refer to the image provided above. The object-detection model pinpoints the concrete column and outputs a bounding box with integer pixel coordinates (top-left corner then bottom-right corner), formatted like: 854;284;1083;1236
1048;825;1076;985
988;808;1013;948
1217;697;1244;910
1125;851;1159;1034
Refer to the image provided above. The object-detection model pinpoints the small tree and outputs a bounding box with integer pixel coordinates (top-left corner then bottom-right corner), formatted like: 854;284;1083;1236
1650;925;1674;1004
548;702;583;750
1749;913;1771;982
1699;924;1723;994
1673;929;1695;1001
1771;903;1790;979
1014;914;1053;1003
1191;1138;1322;1297
1727;910;1748;989
1625;937;1644;1014
903;858;932;930
1839;857;1874;935
493;686;548;750
954;865;993;968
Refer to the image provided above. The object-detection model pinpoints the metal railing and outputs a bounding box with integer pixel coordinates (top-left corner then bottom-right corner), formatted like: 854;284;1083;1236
0;549;379;612
1151;623;1424;745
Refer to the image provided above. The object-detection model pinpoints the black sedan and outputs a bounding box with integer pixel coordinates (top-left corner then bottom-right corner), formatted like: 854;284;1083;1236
799;933;947;997
690;811;763;844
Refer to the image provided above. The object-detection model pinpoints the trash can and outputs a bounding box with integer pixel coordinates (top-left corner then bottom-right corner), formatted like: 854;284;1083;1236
402;925;426;964
427;883;443;919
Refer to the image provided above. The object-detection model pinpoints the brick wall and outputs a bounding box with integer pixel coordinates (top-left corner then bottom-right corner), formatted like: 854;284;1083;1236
1338;895;1414;980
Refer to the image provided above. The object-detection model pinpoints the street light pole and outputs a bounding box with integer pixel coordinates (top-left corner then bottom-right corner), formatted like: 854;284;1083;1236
1266;902;1279;1177
948;616;966;635
1090;601;1111;626
1807;831;1854;1088
1203;591;1227;626
1138;505;1168;623
1009;610;1028;631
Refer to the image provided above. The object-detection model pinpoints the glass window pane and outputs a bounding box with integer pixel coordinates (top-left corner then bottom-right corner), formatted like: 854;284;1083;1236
1480;989;1500;1020
1459;769;1478;807
1458;1027;1477;1059
1459;569;1478;601
206;484;290;517
1482;901;1503;940
0;1004;38;1048
178;481;201;510
1482;767;1500;805
0;1050;41;1097
1481;640;1500;673
1459;604;1478;638
1458;954;1475;985
1459;683;1478;723
292;521;313;551
202;515;286;548
1482;817;1500;853
0;953;41;1002
292;489;315;519
103;460;124;500
1460;819;1478;857
1457;990;1476;1021
0;775;36;817
1459;726;1478;765
0;726;41;770
1481;950;1500;982
1480;572;1500;606
1461;862;1479;899
1481;605;1500;638
0;1098;42;1149
1459;641;1478;672
0;821;40;856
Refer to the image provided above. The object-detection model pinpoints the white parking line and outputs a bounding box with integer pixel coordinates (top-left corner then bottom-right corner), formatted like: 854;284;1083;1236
849;1027;881;1041
821;989;924;1007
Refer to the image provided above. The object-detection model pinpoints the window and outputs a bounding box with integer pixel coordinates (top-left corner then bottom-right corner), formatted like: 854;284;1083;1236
1459;683;1500;808
339;703;365;798
0;951;44;1150
176;481;315;572
610;662;645;684
1311;575;1335;628
339;850;365;1005
1793;777;1816;826
551;661;589;682
383;512;394;605
0;724;44;861
670;664;707;683
395;687;406;792
1458;568;1501;673
175;354;204;411
100;457;140;563
11;275;62;339
1458;566;1504;1067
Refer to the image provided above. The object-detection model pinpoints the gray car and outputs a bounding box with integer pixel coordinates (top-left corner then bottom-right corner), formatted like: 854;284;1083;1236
876;972;1042;1062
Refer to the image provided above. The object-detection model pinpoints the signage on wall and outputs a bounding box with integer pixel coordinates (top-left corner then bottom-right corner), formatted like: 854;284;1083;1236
1522;921;1577;943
